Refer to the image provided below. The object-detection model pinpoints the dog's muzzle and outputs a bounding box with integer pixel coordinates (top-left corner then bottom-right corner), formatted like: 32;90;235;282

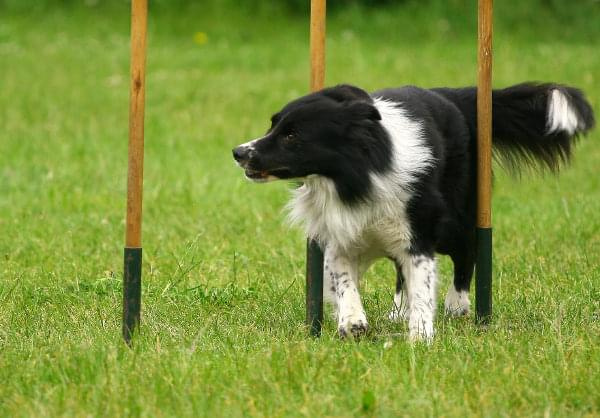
232;145;252;165
232;144;272;182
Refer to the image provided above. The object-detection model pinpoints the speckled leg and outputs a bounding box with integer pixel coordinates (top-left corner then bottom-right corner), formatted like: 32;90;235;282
399;254;438;343
324;244;367;338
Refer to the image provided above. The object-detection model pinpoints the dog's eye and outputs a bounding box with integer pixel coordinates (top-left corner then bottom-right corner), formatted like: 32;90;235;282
284;132;297;142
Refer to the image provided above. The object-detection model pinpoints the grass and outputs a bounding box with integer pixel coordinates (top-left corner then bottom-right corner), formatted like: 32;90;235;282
1;1;599;416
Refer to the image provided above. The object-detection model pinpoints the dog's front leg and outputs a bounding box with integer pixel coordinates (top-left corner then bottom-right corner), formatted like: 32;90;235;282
399;253;438;343
324;244;367;338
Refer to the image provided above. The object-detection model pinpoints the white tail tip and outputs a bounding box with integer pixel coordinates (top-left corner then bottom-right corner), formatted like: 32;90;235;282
546;89;584;136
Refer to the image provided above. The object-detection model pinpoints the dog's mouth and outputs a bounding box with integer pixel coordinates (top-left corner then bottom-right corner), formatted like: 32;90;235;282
244;167;291;182
244;168;271;181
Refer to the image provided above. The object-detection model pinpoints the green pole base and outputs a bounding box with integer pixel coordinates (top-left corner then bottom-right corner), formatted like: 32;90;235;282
475;227;492;324
123;247;142;345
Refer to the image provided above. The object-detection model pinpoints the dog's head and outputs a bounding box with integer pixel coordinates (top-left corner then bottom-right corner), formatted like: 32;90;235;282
232;84;386;184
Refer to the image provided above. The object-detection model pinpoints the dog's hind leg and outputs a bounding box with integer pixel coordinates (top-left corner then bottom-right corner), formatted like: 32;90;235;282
388;261;409;322
324;244;368;338
445;247;475;316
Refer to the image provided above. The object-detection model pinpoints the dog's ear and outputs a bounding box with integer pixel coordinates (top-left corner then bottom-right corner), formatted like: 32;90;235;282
321;84;372;102
268;112;282;132
270;112;281;126
347;101;381;121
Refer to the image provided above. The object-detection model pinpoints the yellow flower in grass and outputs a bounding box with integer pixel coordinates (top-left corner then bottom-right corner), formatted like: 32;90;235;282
193;32;208;45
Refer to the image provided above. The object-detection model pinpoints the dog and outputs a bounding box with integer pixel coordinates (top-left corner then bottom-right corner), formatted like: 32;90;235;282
232;83;594;341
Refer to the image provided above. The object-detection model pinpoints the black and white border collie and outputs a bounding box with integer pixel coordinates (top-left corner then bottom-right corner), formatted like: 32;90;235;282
232;83;594;342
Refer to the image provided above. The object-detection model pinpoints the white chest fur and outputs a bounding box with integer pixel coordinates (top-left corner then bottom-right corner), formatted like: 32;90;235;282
287;99;434;255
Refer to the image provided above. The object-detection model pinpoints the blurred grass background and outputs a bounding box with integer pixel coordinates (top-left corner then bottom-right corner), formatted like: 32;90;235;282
0;0;599;416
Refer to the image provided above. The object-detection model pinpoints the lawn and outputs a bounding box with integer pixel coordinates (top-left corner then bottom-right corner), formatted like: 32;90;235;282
1;1;599;416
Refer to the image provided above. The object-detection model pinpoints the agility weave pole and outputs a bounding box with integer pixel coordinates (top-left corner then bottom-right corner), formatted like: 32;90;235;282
123;0;148;344
475;0;493;322
305;0;326;337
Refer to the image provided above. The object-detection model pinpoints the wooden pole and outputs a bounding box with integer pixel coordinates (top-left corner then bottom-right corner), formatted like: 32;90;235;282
310;0;326;92
475;0;493;322
306;0;326;337
123;0;148;344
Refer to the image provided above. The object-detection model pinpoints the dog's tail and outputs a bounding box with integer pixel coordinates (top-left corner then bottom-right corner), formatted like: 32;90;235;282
433;83;595;172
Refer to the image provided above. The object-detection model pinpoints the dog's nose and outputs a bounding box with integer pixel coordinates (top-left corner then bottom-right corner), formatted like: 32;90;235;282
232;146;249;162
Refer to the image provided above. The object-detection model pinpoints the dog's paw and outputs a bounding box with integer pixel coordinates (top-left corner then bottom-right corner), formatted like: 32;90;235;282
444;288;470;317
408;321;434;344
338;312;368;339
408;309;434;344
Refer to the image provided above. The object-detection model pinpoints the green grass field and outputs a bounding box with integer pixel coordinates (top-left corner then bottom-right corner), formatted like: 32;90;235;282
1;1;599;416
